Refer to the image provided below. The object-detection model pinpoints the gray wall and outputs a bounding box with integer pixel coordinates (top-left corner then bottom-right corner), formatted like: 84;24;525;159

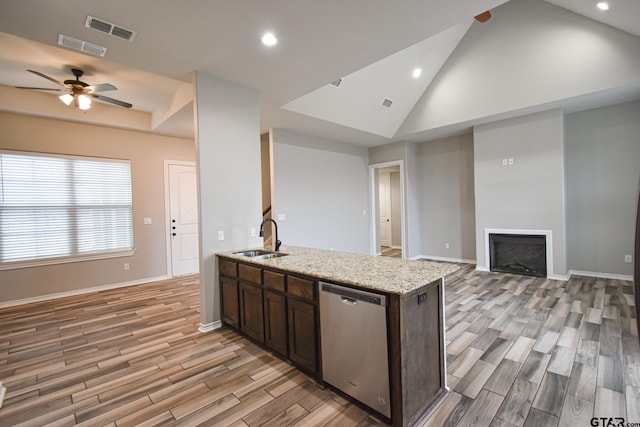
272;129;370;254
474;109;568;276
417;134;476;261
566;101;640;276
0;111;195;304
193;73;263;328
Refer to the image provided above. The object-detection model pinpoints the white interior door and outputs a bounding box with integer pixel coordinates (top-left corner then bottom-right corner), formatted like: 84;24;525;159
169;164;199;276
379;172;391;248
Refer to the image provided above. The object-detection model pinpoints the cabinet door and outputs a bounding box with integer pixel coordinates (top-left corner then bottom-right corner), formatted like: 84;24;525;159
287;298;317;373
263;291;287;356
239;283;264;343
220;277;239;329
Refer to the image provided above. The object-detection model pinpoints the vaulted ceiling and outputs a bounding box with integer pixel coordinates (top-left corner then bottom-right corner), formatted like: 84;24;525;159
0;0;638;147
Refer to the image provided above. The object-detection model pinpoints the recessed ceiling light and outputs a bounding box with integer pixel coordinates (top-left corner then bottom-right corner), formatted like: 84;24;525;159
597;1;609;11
261;32;278;46
412;68;422;78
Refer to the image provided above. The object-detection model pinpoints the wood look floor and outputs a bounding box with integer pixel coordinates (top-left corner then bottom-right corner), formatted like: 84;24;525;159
380;247;402;258
0;266;638;426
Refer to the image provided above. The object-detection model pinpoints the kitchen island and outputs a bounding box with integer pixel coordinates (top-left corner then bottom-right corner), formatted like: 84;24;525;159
216;246;458;427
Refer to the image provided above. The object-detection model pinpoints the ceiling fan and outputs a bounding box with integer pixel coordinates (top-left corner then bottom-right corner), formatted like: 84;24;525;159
16;68;132;110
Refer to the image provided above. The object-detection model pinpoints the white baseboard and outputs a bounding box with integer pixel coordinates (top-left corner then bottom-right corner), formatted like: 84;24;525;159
419;255;477;264
475;266;630;282
548;273;570;281
569;270;633;281
0;275;169;308
199;321;222;333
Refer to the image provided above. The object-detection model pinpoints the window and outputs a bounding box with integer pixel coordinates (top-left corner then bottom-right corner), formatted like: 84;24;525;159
0;151;134;268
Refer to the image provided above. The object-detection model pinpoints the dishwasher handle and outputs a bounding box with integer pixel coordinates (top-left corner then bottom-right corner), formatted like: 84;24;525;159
320;282;386;306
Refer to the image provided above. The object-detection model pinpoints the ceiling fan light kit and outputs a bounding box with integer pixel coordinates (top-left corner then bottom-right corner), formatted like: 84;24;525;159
17;68;132;110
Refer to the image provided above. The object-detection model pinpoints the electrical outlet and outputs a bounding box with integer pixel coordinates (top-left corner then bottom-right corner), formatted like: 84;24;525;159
250;227;256;237
217;231;224;241
624;254;632;263
445;243;450;249
123;263;130;271
508;158;514;166
277;213;286;221
143;217;152;225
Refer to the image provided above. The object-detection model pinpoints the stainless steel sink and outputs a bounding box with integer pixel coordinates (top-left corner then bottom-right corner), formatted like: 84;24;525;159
253;253;288;260
233;249;288;260
234;249;271;257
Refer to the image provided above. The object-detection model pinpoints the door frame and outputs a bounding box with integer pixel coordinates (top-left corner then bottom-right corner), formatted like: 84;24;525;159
369;161;406;258
164;159;198;277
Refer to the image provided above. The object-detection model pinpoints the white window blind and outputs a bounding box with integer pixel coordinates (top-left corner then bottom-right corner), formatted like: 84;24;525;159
0;151;133;265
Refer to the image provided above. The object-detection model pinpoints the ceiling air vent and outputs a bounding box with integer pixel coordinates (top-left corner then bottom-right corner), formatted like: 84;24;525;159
85;16;137;41
58;34;107;57
382;98;394;108
330;78;343;88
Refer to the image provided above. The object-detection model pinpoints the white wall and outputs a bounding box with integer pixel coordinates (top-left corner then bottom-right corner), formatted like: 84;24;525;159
566;101;640;276
474;109;567;276
193;73;263;328
418;134;476;262
272;129;370;254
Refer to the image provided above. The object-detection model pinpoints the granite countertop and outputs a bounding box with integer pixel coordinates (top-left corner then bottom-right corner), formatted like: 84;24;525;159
217;246;459;295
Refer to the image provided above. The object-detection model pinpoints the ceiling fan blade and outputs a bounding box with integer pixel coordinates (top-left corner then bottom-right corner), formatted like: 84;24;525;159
26;69;66;87
87;83;117;93
91;93;132;109
15;86;67;92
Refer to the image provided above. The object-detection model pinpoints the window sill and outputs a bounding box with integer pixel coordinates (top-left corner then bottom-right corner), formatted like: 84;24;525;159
0;249;136;271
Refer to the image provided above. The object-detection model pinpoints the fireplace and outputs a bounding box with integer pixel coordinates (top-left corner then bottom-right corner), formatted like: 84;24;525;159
489;233;547;277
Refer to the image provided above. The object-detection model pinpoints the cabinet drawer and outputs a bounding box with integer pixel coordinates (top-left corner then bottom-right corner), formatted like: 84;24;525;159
288;276;315;301
239;264;262;285
219;259;238;278
264;270;286;292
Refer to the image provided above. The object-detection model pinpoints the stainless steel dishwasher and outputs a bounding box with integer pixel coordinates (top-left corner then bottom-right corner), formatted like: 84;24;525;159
319;282;390;418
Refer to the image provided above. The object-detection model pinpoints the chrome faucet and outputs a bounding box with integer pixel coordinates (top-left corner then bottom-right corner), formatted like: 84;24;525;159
259;218;281;251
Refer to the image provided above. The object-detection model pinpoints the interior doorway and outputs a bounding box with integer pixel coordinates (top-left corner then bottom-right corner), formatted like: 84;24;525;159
164;160;200;277
370;161;405;259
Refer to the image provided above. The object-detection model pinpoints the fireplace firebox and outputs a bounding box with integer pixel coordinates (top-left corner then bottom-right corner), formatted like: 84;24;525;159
489;234;547;277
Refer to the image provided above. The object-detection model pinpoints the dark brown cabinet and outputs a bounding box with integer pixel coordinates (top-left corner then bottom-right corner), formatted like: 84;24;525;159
219;259;239;328
263;290;287;356
287;297;317;373
239;282;264;343
217;255;319;378
220;276;239;328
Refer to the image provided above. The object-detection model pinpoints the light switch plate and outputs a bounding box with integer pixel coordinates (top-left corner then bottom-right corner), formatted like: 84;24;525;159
218;231;224;241
250;227;256;237
625;254;632;263
277;214;286;221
